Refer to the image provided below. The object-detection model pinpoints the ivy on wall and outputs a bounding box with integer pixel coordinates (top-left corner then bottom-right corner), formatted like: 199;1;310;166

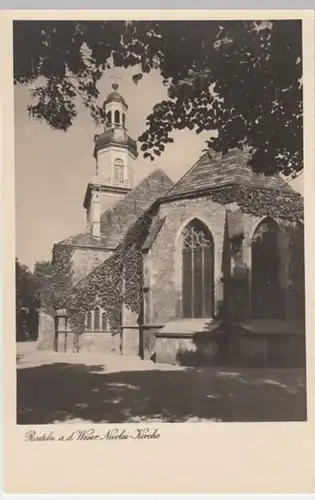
41;210;153;345
41;183;303;343
65;210;153;336
208;185;303;221
40;245;74;316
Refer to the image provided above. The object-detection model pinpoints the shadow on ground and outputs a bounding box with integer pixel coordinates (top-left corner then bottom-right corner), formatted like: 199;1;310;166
17;361;307;424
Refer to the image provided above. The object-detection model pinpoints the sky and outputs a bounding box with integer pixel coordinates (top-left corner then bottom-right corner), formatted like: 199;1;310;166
15;67;304;269
15;68;211;268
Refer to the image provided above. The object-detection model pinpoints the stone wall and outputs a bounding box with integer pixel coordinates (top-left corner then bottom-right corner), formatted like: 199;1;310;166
36;247;112;351
148;199;304;326
37;311;56;351
148;196;226;325
236;334;305;367
155;326;305;368
243;216;304;321
55;326;121;354
147;198;257;324
57;331;75;353
78;331;120;354
155;334;220;365
121;305;140;356
71;248;111;284
286;222;305;320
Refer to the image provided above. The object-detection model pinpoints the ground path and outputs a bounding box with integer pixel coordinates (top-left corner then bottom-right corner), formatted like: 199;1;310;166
17;341;307;424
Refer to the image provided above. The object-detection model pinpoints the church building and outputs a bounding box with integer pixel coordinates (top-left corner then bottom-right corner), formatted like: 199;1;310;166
38;84;305;368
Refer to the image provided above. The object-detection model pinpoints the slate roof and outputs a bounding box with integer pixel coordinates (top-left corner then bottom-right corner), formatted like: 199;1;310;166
99;169;173;248
93;129;137;158
56;169;174;250
56;224;103;249
103;90;128;109
162;149;295;201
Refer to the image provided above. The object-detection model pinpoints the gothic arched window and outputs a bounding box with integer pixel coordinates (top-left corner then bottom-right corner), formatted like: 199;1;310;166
114;110;120;125
102;313;108;331
94;307;101;330
251;217;284;318
86;311;92;330
182;219;214;318
114;158;124;186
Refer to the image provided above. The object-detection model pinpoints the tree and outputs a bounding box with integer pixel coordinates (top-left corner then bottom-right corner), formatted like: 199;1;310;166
33;260;55;292
33;249;74;315
16;259;39;309
15;259;40;340
15;259;61;340
13;20;302;176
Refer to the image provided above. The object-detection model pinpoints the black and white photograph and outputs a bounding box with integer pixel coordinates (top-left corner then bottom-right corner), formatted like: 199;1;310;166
14;17;306;426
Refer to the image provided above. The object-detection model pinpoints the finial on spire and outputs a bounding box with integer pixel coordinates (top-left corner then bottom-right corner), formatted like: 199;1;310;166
109;74;121;92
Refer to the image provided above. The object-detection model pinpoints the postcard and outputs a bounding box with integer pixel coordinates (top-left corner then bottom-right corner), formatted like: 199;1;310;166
2;9;315;494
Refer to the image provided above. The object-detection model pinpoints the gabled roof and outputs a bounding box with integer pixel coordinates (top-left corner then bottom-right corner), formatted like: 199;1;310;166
56;169;174;250
99;169;173;248
162;149;295;202
55;224;104;250
142;216;166;252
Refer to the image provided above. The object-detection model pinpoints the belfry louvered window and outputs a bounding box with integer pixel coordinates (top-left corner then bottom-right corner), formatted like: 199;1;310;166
182;219;214;318
106;111;112;127
114;110;120;125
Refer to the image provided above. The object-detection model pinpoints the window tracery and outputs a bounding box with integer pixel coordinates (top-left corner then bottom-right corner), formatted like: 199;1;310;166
181;219;214;318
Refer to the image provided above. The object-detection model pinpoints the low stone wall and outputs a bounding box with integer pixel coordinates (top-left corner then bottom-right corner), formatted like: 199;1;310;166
78;331;120;354
37;312;56;351
234;333;306;368
121;326;140;356
155;332;223;366
56;331;75;353
56;329;120;354
37;309;122;354
141;325;162;361
155;326;306;368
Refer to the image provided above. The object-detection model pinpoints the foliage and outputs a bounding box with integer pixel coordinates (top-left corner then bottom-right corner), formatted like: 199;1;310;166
33;260;55;291
31;209;150;341
251;218;279;246
16;258;40;310
67;211;152;335
37;246;74;315
208;184;304;221
14;20;302;176
14;21;125;130
16;259;40;340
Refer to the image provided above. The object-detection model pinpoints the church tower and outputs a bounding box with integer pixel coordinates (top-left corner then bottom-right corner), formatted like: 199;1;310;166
83;83;138;239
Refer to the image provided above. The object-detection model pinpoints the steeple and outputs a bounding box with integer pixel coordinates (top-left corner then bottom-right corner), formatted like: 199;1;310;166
103;82;128;129
83;83;138;239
